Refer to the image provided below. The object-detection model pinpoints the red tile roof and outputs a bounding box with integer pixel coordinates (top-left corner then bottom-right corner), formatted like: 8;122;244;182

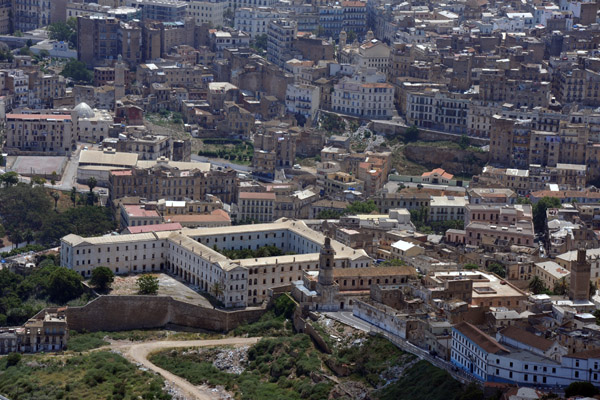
111;169;133;176
455;322;510;354
123;205;160;218
499;326;553;351
422;168;454;180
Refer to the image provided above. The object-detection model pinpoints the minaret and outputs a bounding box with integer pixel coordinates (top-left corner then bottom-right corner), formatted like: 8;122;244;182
318;237;335;286
339;30;347;48
569;248;591;301
114;55;126;106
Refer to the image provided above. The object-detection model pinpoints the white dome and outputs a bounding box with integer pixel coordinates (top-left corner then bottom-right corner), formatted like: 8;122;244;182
74;102;95;118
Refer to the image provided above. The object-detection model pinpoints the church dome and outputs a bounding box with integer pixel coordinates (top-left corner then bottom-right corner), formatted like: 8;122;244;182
73;102;95;118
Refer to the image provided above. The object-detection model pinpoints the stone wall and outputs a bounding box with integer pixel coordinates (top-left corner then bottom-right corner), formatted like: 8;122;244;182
371;121;489;146
65;296;266;333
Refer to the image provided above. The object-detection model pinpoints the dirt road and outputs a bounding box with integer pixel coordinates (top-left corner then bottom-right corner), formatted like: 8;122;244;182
122;337;261;400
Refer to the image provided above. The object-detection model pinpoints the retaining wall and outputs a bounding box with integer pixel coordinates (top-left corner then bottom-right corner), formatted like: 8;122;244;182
65;295;266;333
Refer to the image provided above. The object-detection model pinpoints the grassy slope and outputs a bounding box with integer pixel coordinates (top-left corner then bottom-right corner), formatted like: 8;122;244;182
0;351;169;400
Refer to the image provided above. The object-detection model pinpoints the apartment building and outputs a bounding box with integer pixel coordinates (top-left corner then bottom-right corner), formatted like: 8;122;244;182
452;321;600;387
134;0;187;21
108;158;237;203
253;129;297;172
267;19;297;68
405;89;470;134
332;71;394;120
12;0;52;32
5;113;75;155
187;0;226;26
234;7;283;38
428;195;467;222
374;192;431;213
237;192;275;222
339;39;390;73
77;16;124;67
227;0;277;9
285;83;321;121
323;172;365;196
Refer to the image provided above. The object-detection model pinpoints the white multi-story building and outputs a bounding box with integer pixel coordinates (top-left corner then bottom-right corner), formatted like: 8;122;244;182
234;7;283;38
61;220;372;308
285;83;321;121
405;89;470;134
339;39;390;74
428;195;467;222
210;30;250;57
267;19;297;68
7;70;30;108
452;321;600;388
187;0;227;26
228;0;277;10
331;69;394;119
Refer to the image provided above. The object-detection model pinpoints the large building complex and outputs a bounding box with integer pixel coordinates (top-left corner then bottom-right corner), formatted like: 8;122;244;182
61;220;371;308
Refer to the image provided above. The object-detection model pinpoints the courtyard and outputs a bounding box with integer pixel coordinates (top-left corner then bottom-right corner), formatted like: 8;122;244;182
108;273;213;308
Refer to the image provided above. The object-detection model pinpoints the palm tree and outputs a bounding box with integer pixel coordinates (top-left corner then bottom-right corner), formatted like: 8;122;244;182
211;282;224;299
23;229;34;245
9;230;23;249
553;277;569;296
87;177;97;193
528;275;547;295
70;186;77;207
51;191;60;211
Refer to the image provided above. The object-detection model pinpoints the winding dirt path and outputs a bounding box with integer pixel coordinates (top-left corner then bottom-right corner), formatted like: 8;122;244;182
121;337;261;400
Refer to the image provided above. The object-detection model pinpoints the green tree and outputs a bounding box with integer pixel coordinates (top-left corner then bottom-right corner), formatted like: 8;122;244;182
51;191;60;210
70;186;77;207
487;262;506;278
47;21;74;44
404;125;419;143
61;59;93;84
23;229;34;245
31;176;46;186
253;34;268;52
565;382;599;398
346;30;357;43
346;200;378;214
528;275;547;295
211;282;224;299
458;134;470;150
464;263;479;270
137;274;159;295
86;177;96;193
9;230;22;249
48;267;84;303
6;352;21;367
533;196;562;232
516;196;532;205
90;266;115;292
294;112;307;127
1;171;19;187
50;171;58;186
553;277;569;295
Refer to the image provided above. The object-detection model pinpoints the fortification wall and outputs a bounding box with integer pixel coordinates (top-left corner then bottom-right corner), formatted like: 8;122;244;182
65;296;266;332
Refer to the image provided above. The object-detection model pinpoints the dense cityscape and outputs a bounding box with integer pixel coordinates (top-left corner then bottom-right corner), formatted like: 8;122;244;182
0;0;599;398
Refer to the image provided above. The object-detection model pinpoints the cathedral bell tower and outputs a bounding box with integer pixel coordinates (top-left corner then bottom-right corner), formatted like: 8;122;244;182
318;237;335;286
